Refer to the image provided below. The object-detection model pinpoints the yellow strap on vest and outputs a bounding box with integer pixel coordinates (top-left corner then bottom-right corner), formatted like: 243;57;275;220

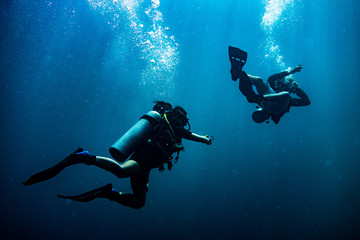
163;113;177;147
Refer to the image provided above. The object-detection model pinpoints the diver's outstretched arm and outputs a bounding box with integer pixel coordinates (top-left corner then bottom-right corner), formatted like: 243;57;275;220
267;71;290;87
289;64;303;74
184;133;212;145
268;65;303;88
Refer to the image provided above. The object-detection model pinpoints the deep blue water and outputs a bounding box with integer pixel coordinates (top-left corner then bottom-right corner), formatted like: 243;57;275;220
1;0;360;239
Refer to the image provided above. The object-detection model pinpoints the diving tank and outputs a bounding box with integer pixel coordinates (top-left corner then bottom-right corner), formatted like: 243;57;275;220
109;111;162;162
261;91;290;115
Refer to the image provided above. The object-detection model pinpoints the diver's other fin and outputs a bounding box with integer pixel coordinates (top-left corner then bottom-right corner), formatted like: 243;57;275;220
57;183;113;202
23;147;84;186
229;46;247;64
228;46;248;81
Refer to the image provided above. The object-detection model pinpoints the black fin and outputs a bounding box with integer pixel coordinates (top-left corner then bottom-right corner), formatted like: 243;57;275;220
57;184;113;202
23;147;84;186
229;46;247;80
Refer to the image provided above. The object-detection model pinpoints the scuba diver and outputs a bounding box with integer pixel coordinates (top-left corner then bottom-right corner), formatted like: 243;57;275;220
228;46;310;124
23;101;213;209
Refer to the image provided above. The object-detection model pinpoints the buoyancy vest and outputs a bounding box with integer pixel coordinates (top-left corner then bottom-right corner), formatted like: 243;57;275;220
150;113;185;171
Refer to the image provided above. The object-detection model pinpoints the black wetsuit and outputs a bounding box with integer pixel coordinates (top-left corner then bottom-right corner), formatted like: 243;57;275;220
267;72;311;107
239;71;310;107
238;71;310;124
119;124;192;208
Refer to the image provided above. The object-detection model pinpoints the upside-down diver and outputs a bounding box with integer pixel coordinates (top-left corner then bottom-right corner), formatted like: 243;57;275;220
229;46;310;124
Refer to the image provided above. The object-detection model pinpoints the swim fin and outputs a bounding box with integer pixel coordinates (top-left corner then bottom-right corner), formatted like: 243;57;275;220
57;183;114;202
229;46;247;81
23;147;87;186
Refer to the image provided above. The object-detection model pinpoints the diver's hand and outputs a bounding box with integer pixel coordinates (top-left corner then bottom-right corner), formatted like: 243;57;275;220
289;64;303;74
205;135;214;145
289;81;299;93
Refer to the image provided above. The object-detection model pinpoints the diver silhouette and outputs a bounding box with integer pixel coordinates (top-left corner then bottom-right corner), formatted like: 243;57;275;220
23;101;213;209
229;46;310;124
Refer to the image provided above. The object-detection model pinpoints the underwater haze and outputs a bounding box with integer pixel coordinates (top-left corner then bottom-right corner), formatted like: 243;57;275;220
1;0;360;239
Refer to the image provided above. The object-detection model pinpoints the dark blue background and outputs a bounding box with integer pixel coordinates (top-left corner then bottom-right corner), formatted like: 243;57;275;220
1;0;360;239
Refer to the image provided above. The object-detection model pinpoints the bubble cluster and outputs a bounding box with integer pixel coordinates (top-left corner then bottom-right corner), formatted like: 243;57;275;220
261;0;295;69
87;0;179;97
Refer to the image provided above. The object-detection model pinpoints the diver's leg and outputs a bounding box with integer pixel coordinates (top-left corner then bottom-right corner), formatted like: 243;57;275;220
239;71;260;104
58;181;147;209
23;149;141;186
91;158;142;178
107;189;147;209
103;172;148;209
248;75;274;95
58;183;114;202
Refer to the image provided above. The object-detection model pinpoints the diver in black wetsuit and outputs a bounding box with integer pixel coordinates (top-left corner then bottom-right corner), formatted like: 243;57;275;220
228;46;310;124
23;101;213;209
